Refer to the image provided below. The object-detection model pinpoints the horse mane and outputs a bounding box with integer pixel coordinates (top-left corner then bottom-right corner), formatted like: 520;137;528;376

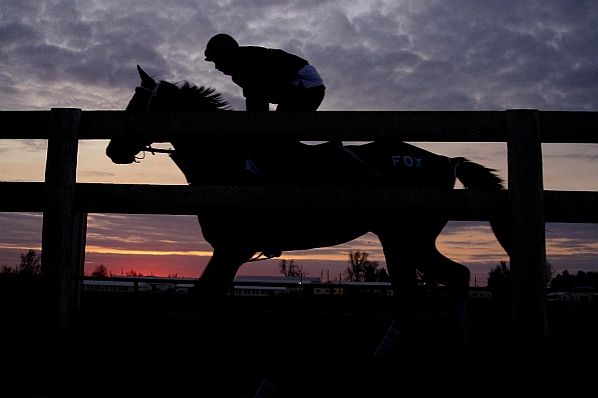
158;80;230;111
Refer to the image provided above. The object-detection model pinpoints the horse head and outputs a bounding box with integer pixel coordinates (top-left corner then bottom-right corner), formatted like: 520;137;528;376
106;65;229;164
105;66;159;164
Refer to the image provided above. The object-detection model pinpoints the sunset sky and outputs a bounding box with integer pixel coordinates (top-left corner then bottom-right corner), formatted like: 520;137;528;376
1;0;597;285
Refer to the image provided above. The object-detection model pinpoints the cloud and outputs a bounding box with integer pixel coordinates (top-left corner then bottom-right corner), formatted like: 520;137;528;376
86;213;210;252
0;0;596;281
1;0;597;110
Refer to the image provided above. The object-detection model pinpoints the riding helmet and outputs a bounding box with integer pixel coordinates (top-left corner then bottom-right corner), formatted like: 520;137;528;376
205;33;239;61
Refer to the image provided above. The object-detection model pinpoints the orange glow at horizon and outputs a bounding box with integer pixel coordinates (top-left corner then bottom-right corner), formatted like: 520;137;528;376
83;223;510;280
85;245;213;257
2;211;594;284
80;220;597;284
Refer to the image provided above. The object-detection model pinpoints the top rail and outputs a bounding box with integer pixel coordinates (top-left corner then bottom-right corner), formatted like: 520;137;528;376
1;110;596;143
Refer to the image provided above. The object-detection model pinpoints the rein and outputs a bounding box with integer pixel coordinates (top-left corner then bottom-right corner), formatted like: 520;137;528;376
144;146;175;155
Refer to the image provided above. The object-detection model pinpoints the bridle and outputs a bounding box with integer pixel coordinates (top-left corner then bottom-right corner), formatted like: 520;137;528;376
132;82;176;156
137;82;161;111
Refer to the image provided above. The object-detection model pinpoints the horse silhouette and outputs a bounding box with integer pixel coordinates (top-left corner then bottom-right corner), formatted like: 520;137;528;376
107;65;511;354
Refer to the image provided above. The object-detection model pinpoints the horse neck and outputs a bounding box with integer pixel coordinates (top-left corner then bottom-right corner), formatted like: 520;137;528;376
170;137;251;185
160;87;244;183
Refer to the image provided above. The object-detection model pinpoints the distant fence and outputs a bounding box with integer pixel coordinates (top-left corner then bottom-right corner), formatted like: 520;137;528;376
1;109;597;347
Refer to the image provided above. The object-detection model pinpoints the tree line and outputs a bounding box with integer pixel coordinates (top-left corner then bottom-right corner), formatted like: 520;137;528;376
487;260;598;302
277;251;390;282
0;250;160;278
3;249;390;281
6;250;594;292
1;249;41;275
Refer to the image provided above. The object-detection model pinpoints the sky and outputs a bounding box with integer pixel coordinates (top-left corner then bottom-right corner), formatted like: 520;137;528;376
1;0;597;285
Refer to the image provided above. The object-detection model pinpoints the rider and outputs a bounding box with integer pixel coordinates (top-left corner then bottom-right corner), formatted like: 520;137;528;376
204;33;344;180
204;33;326;112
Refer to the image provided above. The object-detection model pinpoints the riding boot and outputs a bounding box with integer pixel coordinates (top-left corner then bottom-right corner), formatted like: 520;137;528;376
372;320;408;356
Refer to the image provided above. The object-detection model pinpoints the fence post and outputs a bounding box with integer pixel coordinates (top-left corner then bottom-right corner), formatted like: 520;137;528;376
72;211;88;311
41;108;83;334
506;109;549;347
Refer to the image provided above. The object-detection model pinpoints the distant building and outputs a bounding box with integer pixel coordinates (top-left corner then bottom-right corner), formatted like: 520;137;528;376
232;285;287;297
83;280;151;293
230;275;320;297
175;283;194;294
334;281;394;297
469;288;492;299
233;275;321;285
547;291;598;303
84;276;573;301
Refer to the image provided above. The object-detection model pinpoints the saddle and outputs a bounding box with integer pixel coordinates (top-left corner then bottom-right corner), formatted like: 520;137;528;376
170;140;457;189
245;141;380;185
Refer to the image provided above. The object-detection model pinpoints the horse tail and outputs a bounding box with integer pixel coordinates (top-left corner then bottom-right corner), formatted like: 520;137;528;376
453;157;511;255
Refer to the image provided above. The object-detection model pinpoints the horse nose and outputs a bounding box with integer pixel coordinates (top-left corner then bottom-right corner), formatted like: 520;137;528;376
106;137;141;164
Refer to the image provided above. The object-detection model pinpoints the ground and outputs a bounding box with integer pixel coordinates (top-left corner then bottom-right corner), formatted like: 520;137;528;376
2;283;597;397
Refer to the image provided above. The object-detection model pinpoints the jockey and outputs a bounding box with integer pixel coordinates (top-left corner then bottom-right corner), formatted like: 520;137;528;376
204;33;326;112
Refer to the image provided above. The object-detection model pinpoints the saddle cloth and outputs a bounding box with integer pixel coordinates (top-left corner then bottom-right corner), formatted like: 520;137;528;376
245;141;457;188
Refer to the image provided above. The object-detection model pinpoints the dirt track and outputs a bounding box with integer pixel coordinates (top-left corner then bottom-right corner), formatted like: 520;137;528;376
3;290;597;397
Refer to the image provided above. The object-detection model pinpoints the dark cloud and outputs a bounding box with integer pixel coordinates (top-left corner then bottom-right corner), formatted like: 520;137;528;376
1;0;596;110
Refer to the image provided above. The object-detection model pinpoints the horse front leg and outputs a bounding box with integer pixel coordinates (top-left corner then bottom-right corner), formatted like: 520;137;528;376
192;248;255;310
187;248;256;396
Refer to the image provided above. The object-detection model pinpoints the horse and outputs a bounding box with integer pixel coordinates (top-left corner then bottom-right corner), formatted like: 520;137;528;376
107;65;511;356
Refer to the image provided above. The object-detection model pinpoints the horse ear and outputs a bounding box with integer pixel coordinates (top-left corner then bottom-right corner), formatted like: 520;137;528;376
137;65;156;89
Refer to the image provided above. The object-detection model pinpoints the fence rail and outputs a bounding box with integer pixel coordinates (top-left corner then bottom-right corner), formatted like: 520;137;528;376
1;108;596;348
2;183;597;222
3;110;597;142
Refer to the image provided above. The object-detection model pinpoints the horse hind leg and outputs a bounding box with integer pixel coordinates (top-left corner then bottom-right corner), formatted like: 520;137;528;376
372;230;422;356
417;249;471;346
374;223;470;355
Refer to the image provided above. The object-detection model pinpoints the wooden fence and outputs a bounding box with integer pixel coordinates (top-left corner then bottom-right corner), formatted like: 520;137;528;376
1;108;597;347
